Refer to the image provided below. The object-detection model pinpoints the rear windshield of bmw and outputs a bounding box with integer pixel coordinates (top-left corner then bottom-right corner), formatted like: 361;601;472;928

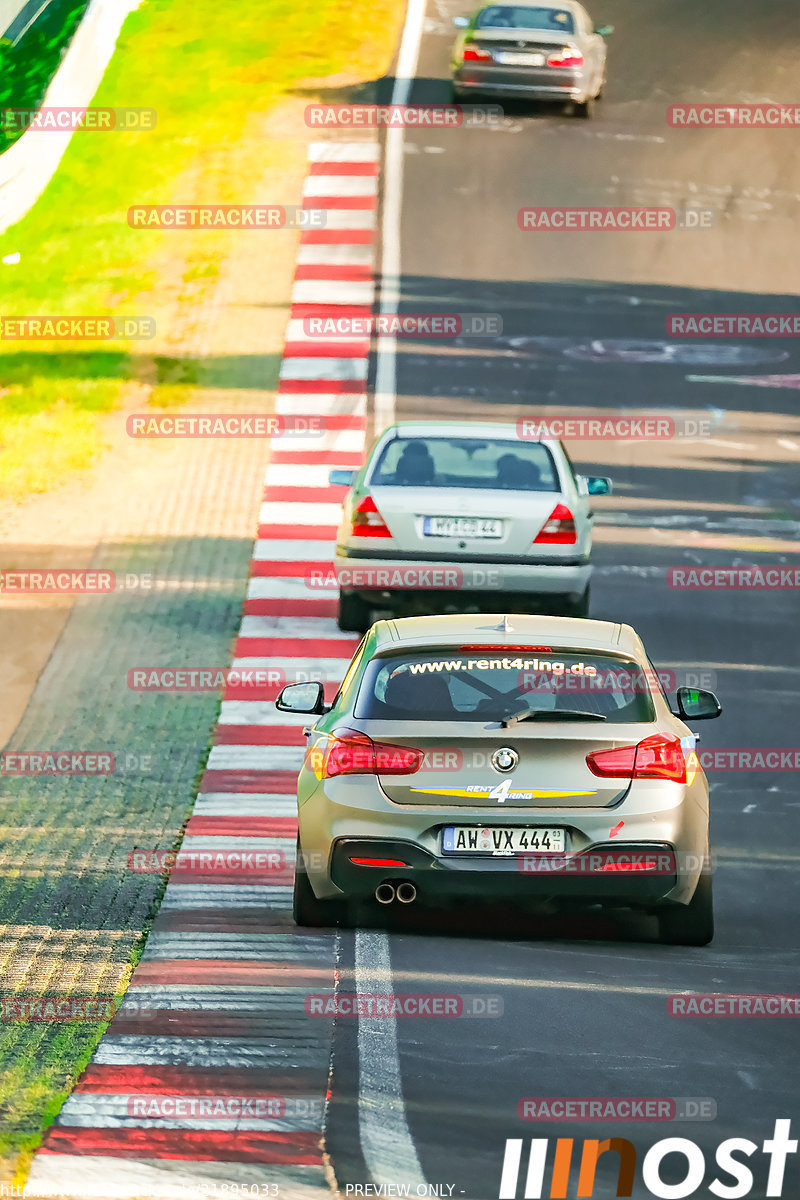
353;649;657;722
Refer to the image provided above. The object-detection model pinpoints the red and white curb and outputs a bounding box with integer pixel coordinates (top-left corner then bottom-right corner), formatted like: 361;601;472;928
26;139;377;1199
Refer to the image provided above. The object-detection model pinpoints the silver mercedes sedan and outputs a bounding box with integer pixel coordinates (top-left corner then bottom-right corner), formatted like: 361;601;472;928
328;420;611;633
450;1;612;116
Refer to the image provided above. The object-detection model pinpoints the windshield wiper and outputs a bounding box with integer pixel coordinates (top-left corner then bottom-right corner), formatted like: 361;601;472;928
502;708;608;727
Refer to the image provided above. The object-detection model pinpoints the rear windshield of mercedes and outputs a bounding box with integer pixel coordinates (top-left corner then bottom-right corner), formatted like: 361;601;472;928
475;6;576;32
368;437;560;491
354;649;656;722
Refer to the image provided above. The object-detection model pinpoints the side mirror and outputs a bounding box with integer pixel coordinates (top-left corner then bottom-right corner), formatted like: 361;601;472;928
329;469;356;487
453;15;470;26
672;687;721;721
586;476;612;496
594;23;614;35
276;681;328;715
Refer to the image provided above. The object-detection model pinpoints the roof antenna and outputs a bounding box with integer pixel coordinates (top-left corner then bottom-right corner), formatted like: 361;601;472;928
493;615;514;633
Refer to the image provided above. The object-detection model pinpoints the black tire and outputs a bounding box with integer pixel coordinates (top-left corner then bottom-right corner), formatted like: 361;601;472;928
293;837;346;927
573;96;594;119
656;866;714;946
337;591;369;633
561;584;590;618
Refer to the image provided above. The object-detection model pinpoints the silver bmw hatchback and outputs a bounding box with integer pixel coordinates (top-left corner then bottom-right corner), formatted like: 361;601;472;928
278;613;721;945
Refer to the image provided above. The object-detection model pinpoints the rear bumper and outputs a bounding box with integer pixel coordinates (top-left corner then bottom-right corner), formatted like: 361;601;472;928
333;548;591;599
330;837;679;904
452;64;585;101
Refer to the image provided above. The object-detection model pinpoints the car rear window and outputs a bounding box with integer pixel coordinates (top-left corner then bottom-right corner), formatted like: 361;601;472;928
475;6;576;32
368;437;559;491
354;649;656;722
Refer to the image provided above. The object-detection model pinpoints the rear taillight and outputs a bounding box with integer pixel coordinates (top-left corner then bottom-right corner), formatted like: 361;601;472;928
586;734;687;784
462;42;492;61
317;728;423;778
599;860;660;872
547;47;583;68
350;856;410;867
534;504;577;545
350;494;391;538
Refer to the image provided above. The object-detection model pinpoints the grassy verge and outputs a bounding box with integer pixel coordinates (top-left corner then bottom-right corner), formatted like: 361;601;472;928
0;0;402;500
0;0;90;153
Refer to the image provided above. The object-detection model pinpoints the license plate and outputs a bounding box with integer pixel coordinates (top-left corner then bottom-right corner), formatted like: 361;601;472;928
423;516;503;539
495;51;545;66
442;826;565;856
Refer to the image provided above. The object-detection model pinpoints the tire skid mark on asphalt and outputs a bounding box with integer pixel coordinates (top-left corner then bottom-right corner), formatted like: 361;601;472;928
25;139;377;1199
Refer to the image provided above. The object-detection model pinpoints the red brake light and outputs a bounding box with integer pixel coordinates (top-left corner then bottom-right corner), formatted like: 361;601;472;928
546;47;584;67
319;728;423;778
351;494;391;538
350;857;410;867
459;645;553;652
600;860;659;872
586;734;687;784
462;42;492;61
534;504;577;545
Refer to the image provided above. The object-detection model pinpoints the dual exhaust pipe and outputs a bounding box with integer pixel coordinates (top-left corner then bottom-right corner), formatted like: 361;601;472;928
375;881;417;905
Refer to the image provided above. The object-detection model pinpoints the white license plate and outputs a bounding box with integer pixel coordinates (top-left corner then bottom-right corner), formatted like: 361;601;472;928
495;51;545;66
442;826;565;856
423;516;503;539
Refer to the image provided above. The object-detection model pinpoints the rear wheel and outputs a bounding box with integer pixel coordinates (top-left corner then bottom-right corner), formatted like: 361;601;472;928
337;591;370;633
655;866;714;946
293;837;346;927
573;96;594;119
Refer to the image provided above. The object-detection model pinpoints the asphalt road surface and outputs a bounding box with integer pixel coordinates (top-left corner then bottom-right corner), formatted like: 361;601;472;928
325;2;800;1198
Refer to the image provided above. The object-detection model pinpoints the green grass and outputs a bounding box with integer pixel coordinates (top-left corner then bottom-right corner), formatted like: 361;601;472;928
0;0;402;499
0;0;90;153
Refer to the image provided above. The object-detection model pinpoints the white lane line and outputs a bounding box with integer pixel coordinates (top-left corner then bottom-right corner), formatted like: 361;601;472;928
355;931;428;1189
258;500;343;524
309;142;380;163
252;537;337;559
246;576;337;598
201;744;305;769
229;656;349;676
303;175;378;198
217;701;309;724
238;611;346;634
279;357;368;381
297;244;375;266
373;0;427;432
158;885;293;909
274;392;367;415
264;464;342;487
